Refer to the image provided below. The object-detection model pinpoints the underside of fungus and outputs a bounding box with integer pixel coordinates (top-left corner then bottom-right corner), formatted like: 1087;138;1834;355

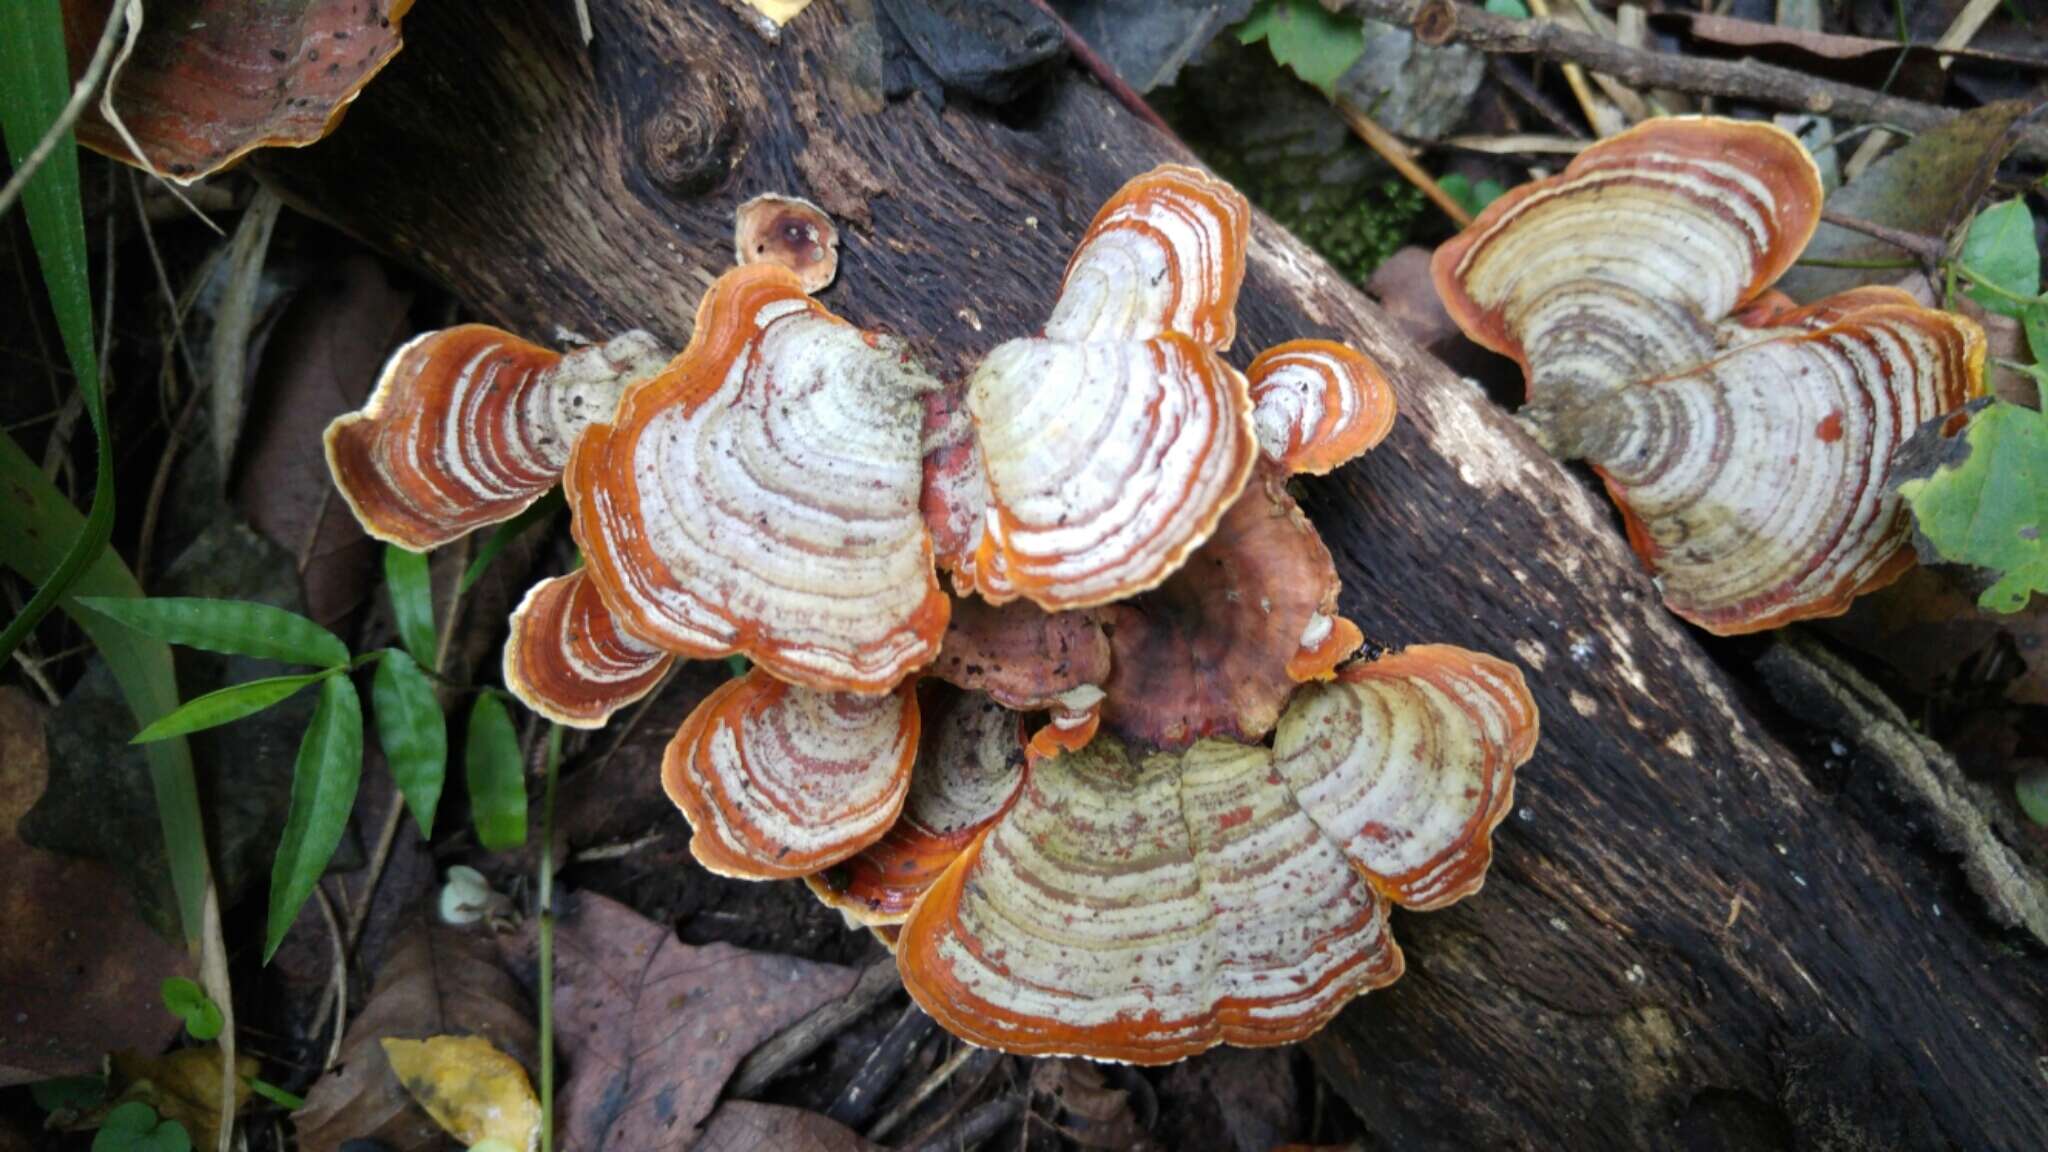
567;264;951;693
663;668;919;880
897;645;1536;1063
1431;116;1986;632
325;327;668;552
963;165;1259;610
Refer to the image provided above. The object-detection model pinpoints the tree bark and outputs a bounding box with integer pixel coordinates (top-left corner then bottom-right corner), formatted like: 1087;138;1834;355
257;3;2048;1148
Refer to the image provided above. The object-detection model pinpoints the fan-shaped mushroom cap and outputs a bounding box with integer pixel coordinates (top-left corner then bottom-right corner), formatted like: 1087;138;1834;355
897;735;1403;1064
734;194;840;293
662;668;918;880
1274;646;1540;911
1546;305;1986;633
62;0;412;182
966;166;1258;610
568;264;950;694
1248;340;1397;475
1098;466;1361;751
325;327;666;551
807;687;1027;926
1431;117;1823;411
502;569;673;729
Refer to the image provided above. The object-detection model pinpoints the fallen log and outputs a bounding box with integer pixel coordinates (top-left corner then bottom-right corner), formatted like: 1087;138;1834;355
256;3;2048;1147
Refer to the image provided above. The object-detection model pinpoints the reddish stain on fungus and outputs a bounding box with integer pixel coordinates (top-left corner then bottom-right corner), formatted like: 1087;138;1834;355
1816;412;1844;443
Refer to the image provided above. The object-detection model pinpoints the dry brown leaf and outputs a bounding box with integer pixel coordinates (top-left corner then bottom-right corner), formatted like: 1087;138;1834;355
108;1047;257;1152
382;1035;540;1152
294;924;535;1152
0;687;188;1086
510;891;859;1150
1030;1060;1158;1151
1818;565;2048;709
694;1102;880;1152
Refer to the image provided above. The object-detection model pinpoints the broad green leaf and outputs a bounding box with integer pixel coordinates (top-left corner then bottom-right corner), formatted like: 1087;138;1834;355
1960;199;2039;317
375;649;446;837
80;596;350;668
1239;0;1367;97
383;545;438;665
1438;174;1509;219
0;0;114;666
160;977;223;1041
461;488;565;595
2023;304;2048;367
2019;768;2048;826
466;693;527;851
0;431;209;945
92;1102;191;1152
1484;0;1531;18
131;671;333;744
30;1075;107;1113
265;674;364;962
1895;400;2047;613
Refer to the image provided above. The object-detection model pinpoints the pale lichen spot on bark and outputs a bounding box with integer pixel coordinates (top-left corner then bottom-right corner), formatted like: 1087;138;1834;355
1514;637;1549;670
1569;690;1600;718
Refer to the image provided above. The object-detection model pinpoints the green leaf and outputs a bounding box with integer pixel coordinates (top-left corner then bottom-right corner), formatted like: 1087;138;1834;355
243;1077;306;1111
30;1075;107;1113
264;674;364;962
2023;303;2048;367
461;488;565;595
383;545;438;665
375;649;446;838
1895;400;2048;613
79;596;350;668
159;977;224;1041
131;671;334;744
1960;199;2040;318
1484;0;1531;17
2019;768;2048;826
466;693;527;851
92;1102;191;1152
0;0;116;665
0;431;210;946
1238;0;1367;97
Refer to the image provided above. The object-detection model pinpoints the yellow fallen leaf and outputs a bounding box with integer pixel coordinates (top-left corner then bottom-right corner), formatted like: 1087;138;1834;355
109;1046;258;1152
744;0;813;26
381;1035;540;1152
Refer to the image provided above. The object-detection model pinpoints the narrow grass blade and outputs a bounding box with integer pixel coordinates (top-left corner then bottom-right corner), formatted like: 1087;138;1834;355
264;674;364;962
466;693;527;851
374;649;446;837
132;671;333;743
80;596;350;668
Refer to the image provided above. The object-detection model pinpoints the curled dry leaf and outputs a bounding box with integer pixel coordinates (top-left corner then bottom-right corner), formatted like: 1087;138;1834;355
1433;117;1987;632
522;891;859;1151
807;685;1027;926
106;1047;258;1152
735;193;840;293
503;569;672;729
381;1035;540;1152
61;0;412;182
898;645;1537;1064
294;925;535;1152
963;164;1259;609
325;327;667;552
568;265;949;693
662;668;918;879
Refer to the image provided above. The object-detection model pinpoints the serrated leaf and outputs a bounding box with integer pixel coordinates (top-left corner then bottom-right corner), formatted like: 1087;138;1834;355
1896;401;2047;613
1239;0;1367;97
80;597;349;668
265;674;364;962
383;545;437;666
466;693;527;851
131;671;333;744
374;649;446;838
2019;768;2048;825
160;978;223;1041
1960;199;2040;318
460;488;564;595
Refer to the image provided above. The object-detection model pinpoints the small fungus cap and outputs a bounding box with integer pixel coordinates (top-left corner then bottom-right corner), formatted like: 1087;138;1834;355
734;193;840;293
503;569;672;730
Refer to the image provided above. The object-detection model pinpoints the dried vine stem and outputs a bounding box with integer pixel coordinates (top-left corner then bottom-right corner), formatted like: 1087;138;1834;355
1332;0;2048;161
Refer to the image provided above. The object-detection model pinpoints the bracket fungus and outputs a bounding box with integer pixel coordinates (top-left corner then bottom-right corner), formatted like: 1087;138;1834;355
896;646;1536;1063
326;327;669;552
567;264;951;693
962;165;1260;610
734;193;840;293
502;569;673;730
1433;116;1986;632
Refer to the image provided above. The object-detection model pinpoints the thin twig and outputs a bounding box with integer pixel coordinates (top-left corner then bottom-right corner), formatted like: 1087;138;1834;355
539;724;564;1152
1819;211;1948;262
98;0;220;233
729;957;903;1097
312;883;348;1072
1486;56;1587;139
1332;99;1473;227
0;3;127;221
1336;0;2048;160
1022;0;1177;138
1442;132;1588;155
867;1043;982;1141
1844;0;2004;177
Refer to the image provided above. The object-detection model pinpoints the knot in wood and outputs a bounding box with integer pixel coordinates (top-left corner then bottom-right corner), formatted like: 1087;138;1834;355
1414;0;1460;46
642;70;737;195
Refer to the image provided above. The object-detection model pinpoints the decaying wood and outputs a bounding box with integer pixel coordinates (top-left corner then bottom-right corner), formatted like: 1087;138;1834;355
256;3;2048;1147
1337;0;2048;161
